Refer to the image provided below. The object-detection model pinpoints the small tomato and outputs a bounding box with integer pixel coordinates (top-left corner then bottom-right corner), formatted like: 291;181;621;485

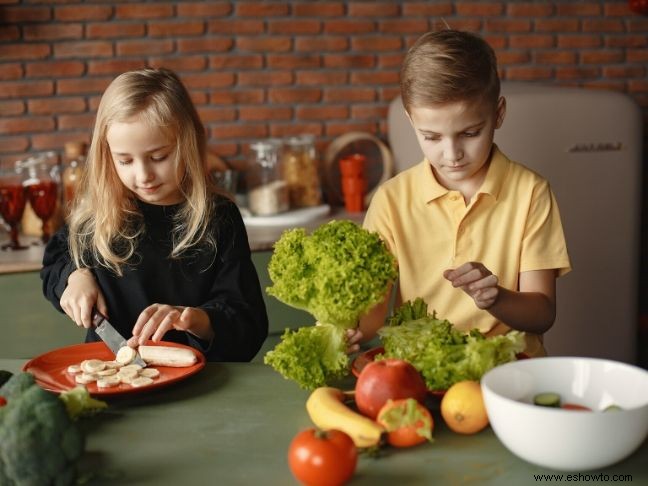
377;398;434;448
0;396;6;407
288;428;357;486
562;403;592;411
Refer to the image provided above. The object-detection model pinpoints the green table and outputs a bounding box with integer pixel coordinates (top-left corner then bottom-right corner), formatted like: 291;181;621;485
1;359;646;485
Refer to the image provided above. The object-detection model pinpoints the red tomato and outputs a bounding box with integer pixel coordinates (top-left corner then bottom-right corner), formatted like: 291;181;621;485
0;396;6;407
562;403;592;411
377;398;434;448
288;428;357;486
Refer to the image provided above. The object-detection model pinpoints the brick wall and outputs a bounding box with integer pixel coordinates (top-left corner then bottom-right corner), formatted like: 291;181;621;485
1;1;648;363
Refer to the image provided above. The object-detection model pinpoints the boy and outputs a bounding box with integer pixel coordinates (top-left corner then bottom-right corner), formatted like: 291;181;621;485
355;30;571;357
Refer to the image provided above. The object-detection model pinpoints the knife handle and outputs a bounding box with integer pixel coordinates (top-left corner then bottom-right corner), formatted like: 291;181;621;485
91;310;105;328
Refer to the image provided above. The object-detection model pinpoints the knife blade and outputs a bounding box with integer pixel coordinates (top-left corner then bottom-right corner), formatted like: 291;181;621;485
92;311;147;368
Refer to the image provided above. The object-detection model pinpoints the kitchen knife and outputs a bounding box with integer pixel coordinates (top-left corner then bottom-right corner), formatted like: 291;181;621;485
92;311;147;368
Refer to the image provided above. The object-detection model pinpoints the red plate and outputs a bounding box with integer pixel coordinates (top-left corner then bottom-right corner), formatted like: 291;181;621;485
351;347;529;398
23;341;206;397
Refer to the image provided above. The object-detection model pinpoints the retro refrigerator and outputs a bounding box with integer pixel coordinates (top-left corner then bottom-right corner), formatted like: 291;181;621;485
387;82;643;363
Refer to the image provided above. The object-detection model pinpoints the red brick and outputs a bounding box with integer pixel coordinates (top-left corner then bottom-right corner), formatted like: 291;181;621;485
483;35;507;49
239;106;292;121
211;89;265;105
507;3;554;16
54;41;113;58
268;19;321;34
351;104;389;120
504;66;553;81
456;2;504;16
0;81;53;98
582;19;625;33
323;54;375;69
557;35;602;48
294;2;345;16
628;49;648;62
267;54;320;69
208;19;264;34
0;25;19;41
352;36;402;52
485;19;531;32
149;21;205;37
115;4;173;19
603;66;646;78
268;88;321;103
296;71;348;85
326;122;379;137
236;37;292;52
496;51;532;65
149;56;206;72
235;2;289;17
1;6;50;22
88;59;147;75
533;51;576;64
556;2;601;16
31;133;91;152
210;54;263;70
604;3;633;16
116;40;174;56
379;19;429;34
351;71;399;85
629;80;648;93
0;137;29;154
0;117;54;134
296;105;348;120
28;97;86;115
509;35;554;49
580;50;624;64
177;2;232;17
535;19;580;32
0;43;50;61
238;71;293;86
57;77;112;95
378;53;405;69
323;20;374;34
295;36;348;52
0;63;22;80
211;124;268;140
197;107;237;123
23;23;83;41
324;88;376;103
208;142;239;158
0;101;25;117
58;113;96;130
402;2;453;16
349;2;399;16
444;19;483;32
269;123;324;138
605;35;648;48
55;5;112;21
177;38;233;53
188;91;208;106
381;86;401;102
628;19;648;32
182;72;235;89
582;81;626;92
555;66;600;80
87;22;145;39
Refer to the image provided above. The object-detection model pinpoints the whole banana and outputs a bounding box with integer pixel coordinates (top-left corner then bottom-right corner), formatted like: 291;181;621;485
306;387;384;448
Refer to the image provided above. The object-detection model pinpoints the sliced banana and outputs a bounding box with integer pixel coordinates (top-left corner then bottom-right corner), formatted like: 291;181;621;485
130;376;154;388
97;375;121;388
67;364;82;374
120;363;143;372
96;368;118;376
118;367;139;380
81;359;106;373
104;360;123;369
139;368;160;379
116;346;137;365
75;373;97;384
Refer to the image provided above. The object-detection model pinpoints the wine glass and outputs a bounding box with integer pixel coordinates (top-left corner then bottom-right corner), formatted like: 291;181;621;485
24;152;60;245
0;164;28;251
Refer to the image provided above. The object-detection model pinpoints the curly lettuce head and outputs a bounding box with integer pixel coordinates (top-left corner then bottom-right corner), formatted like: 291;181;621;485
267;220;397;327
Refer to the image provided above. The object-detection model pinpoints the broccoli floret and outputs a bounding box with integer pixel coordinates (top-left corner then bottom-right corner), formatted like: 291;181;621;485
0;373;85;486
267;220;397;328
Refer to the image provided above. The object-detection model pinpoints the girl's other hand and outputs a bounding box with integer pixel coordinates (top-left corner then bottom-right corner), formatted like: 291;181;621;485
60;268;108;328
345;328;363;354
444;261;500;309
128;304;212;346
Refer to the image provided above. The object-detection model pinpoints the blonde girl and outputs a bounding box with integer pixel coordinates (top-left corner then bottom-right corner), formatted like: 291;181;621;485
42;68;268;361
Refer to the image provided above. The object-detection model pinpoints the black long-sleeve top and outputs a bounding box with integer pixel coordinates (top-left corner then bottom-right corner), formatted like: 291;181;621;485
41;196;268;362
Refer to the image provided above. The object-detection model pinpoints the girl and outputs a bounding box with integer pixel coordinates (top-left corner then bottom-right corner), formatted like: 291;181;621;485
41;68;268;362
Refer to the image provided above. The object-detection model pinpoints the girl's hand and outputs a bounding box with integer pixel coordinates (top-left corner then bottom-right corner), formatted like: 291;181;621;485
60;268;108;328
444;261;500;309
345;328;363;354
127;304;212;346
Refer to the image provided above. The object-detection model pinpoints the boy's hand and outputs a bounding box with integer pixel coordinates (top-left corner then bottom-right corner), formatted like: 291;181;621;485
345;328;363;354
444;262;500;309
60;268;108;328
128;304;212;346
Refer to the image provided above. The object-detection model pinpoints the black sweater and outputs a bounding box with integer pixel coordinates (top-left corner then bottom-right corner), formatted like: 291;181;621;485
41;196;268;362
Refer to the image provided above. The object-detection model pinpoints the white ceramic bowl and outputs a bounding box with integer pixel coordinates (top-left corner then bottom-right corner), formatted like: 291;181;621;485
481;357;648;471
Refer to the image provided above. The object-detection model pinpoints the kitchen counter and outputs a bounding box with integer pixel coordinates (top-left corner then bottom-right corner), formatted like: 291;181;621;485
0;207;364;275
0;358;645;485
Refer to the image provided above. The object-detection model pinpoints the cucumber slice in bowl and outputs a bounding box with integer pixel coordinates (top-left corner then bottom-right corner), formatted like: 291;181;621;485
533;392;561;407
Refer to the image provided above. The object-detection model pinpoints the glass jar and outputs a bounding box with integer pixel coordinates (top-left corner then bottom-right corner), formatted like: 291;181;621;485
246;139;289;216
62;141;86;213
281;135;322;208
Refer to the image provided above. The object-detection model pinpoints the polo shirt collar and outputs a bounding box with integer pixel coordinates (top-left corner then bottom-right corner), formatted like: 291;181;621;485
416;144;510;203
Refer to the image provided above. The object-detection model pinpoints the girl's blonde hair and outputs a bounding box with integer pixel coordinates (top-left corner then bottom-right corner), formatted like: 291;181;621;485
69;67;215;275
400;30;500;113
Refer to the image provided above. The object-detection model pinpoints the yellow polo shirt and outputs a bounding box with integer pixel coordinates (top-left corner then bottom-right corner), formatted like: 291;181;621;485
363;145;571;356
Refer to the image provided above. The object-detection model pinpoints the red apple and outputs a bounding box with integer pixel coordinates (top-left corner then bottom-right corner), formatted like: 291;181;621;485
355;358;427;419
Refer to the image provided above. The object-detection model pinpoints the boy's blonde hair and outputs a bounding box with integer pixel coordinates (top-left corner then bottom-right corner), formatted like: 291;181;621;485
69;67;215;275
400;30;500;113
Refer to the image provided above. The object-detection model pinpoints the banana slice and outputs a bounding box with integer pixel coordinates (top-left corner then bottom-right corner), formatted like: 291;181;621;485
120;363;143;372
75;373;97;384
97;375;121;388
104;360;123;369
81;359;106;373
96;368;118;376
67;364;82;374
118;367;139;380
116;346;137;365
139;367;160;379
130;376;154;388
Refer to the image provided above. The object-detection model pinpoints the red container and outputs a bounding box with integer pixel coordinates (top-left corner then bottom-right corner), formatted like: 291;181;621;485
339;154;366;178
343;192;364;212
342;176;367;195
